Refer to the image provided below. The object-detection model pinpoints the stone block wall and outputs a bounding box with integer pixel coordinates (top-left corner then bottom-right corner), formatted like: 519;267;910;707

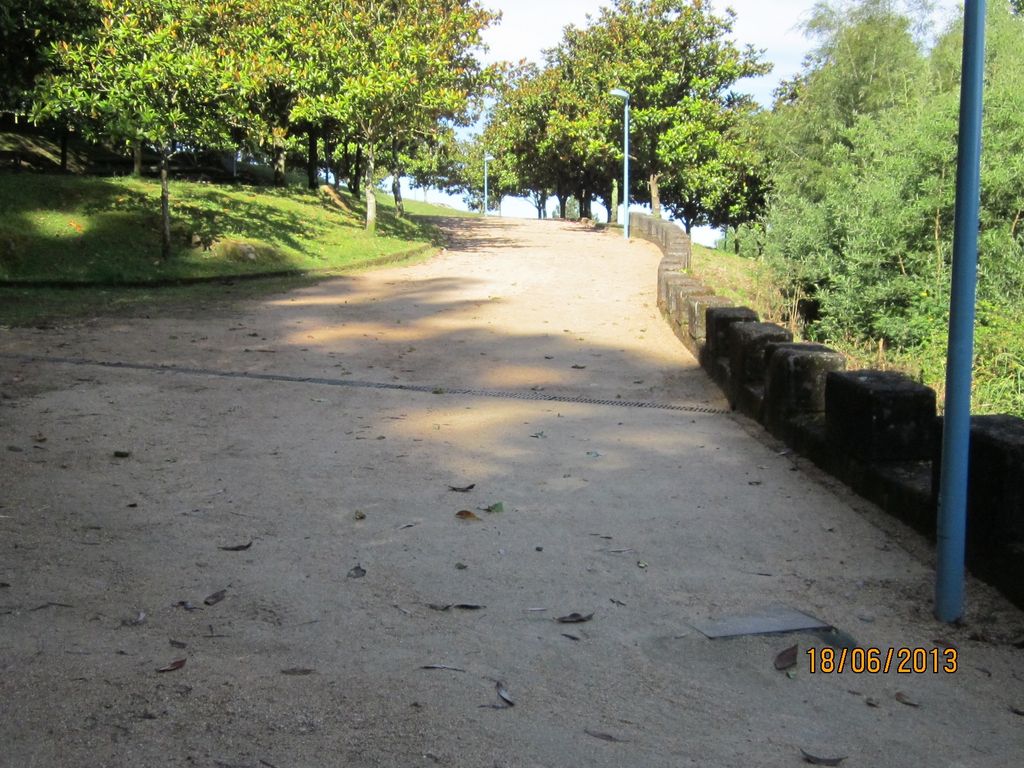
638;211;1024;609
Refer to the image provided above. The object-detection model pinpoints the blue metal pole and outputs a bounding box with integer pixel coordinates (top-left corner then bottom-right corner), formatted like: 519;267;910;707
936;0;986;623
623;98;630;240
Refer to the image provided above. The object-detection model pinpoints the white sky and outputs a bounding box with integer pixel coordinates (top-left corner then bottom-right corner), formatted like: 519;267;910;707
416;0;965;239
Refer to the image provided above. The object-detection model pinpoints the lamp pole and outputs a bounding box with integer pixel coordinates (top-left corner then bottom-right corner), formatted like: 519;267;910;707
610;88;630;239
935;0;987;623
483;153;494;216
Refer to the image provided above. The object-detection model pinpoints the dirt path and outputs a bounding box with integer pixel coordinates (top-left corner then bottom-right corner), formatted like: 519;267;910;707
1;217;1022;767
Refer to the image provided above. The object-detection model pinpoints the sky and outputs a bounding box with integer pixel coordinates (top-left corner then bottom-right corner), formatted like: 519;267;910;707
414;0;964;242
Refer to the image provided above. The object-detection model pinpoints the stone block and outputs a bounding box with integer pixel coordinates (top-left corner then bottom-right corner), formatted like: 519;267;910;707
726;322;793;416
686;295;732;343
704;306;759;362
666;278;707;325
825;370;936;461
659;271;696;310
763;343;846;438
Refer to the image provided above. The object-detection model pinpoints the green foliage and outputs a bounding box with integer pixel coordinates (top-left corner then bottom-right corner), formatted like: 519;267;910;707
0;0;98;112
481;1;767;226
754;1;1024;416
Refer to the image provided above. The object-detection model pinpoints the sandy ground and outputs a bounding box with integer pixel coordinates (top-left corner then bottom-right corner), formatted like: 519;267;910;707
1;217;1022;768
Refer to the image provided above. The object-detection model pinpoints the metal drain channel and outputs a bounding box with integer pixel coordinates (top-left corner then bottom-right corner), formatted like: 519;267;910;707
0;352;729;415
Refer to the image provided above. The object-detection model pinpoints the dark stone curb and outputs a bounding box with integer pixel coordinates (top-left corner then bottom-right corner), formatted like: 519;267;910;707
639;210;1024;610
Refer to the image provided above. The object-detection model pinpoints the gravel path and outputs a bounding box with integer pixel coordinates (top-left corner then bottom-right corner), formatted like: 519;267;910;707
1;217;1022;767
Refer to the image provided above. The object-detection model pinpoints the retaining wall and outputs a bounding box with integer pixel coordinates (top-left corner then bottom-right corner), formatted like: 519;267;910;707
638;213;1024;609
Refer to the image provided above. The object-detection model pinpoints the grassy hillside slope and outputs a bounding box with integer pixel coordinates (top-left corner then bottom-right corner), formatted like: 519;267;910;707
0;171;466;285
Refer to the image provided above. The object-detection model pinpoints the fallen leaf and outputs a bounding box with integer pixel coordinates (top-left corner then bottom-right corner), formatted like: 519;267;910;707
454;603;484;610
398;522;418;530
609;598;626;606
113;450;131;458
156;658;186;673
481;502;504;514
353;510;366;520
420;664;466;672
175;600;201;611
585;729;627;743
530;431;546;438
203;589;226;606
894;692;920;708
585;451;601;458
556;612;594;624
800;749;847;766
347;564;366;579
455;562;468;570
637;560;649;569
865;697;880;708
496;681;515;707
122;611;147;627
456;510;481;521
603;548;633;554
562;633;581;641
169;639;187;649
448;484;475;492
218;541;252;552
571;364;586;370
774;644;798;671
281;668;316;676
1010;706;1024;716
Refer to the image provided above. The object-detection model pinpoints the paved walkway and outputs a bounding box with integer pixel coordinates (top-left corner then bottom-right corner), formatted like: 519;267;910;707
1;217;1022;767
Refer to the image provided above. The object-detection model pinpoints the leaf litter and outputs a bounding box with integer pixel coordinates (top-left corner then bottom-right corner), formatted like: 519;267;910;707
217;541;252;552
800;749;847;766
456;510;481;521
585;729;628;743
347;564;367;579
556;612;594;624
448;484;476;492
774;644;799;671
203;589;227;606
156;658;186;673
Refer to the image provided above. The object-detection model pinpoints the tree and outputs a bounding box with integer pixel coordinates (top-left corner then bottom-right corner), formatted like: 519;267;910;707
577;0;769;217
0;0;98;114
291;0;497;232
34;0;240;259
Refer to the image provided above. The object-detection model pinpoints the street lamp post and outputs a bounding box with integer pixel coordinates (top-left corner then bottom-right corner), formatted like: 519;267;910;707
483;153;494;216
609;88;630;239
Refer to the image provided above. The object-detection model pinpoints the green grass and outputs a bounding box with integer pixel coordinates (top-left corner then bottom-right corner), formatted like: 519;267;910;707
0;172;466;284
0;165;470;325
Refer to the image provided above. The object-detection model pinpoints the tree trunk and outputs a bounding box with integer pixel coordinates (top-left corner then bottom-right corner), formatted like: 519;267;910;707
272;135;286;187
306;130;318;189
649;172;661;218
60;128;69;173
556;193;568;219
350;145;363;197
159;149;172;261
609;179;618;226
391;166;405;218
364;145;376;233
133;140;143;176
581;189;592;219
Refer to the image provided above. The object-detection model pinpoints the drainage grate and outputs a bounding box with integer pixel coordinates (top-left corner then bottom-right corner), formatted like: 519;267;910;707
0;352;729;415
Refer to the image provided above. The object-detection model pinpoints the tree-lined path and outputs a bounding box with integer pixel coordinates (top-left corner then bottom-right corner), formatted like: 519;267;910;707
2;218;1022;767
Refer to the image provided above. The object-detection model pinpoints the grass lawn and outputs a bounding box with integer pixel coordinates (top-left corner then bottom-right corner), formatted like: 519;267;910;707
684;242;789;326
0;167;470;326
